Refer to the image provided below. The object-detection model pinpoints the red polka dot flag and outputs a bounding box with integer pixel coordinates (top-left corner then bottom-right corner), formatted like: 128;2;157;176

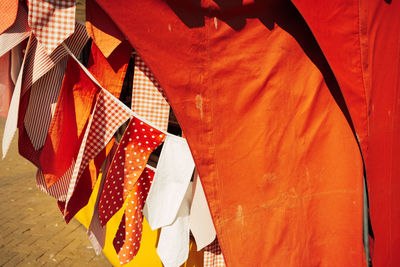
98;117;165;226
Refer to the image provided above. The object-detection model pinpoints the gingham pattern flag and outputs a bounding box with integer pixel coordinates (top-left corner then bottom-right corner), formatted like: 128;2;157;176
28;0;75;54
132;55;170;131
204;239;226;267
65;89;131;206
22;22;89;95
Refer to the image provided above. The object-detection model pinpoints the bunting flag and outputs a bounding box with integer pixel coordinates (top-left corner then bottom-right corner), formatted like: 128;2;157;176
2;42;26;158
132;55;170;131
21;22;88;95
23;57;68;150
204;239;226;267
189;170;216;250
3;22;88;159
85;0;124;58
87;41;132;99
113;167;155;265
64;89;131;208
88;142;119;255
28;0;75;54
39;56;99;189
0;0;18;35
98;117;166;226
156;183;192;267
21;23;88;151
0;4;30;57
143;135;195;230
0;52;13;118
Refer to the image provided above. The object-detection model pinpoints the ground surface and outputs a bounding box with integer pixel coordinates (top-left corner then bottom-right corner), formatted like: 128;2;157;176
0;118;111;266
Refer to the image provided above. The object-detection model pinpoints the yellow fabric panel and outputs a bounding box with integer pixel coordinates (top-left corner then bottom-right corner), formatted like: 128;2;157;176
75;174;204;267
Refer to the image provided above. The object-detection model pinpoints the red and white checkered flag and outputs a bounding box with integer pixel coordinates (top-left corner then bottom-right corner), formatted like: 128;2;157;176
28;0;75;54
65;89;131;206
204;239;226;267
132;55;170;131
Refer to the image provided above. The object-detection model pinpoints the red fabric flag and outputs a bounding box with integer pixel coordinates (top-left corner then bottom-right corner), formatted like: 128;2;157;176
87;41;132;99
85;0;125;58
39;57;99;188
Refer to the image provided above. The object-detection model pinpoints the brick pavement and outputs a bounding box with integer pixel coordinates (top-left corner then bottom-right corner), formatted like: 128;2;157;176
0;118;111;266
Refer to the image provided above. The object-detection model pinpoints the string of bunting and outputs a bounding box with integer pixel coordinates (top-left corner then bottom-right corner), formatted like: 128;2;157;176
62;42;176;138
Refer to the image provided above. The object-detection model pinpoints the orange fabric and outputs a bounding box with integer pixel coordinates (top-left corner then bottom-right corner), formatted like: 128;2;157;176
291;0;367;154
85;0;125;58
87;41;132;99
0;0;18;35
40;57;99;187
96;1;364;266
289;0;400;265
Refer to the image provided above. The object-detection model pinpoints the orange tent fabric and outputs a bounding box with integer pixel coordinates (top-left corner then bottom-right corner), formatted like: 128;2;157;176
95;1;365;266
289;0;400;265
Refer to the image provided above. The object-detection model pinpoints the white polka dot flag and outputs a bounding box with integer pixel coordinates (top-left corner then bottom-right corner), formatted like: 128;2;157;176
113;167;155;265
132;55;170;131
204;239;226;267
28;0;76;55
98;117;166;226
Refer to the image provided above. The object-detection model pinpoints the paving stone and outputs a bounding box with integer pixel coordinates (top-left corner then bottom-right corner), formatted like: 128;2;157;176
0;118;111;266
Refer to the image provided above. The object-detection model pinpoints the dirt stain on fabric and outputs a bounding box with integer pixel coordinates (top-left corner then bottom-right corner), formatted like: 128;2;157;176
195;94;204;119
236;205;245;226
